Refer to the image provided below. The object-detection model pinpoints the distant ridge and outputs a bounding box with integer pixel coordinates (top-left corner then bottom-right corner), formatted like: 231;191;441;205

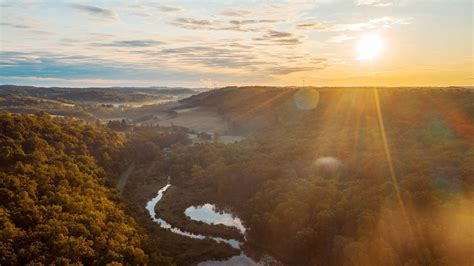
0;84;201;92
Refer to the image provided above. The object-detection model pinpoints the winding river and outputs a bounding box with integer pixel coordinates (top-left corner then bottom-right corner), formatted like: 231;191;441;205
145;180;274;265
185;203;246;236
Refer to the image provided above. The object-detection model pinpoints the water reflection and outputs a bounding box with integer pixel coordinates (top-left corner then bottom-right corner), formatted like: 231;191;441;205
199;254;280;266
198;253;258;266
185;203;246;235
145;183;241;248
146;182;279;265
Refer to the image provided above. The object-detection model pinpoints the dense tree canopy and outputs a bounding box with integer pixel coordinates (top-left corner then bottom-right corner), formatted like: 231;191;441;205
0;112;151;265
144;88;474;265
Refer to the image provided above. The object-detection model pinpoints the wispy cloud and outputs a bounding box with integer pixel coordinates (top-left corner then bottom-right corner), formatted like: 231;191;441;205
219;8;253;17
355;0;393;7
70;4;118;20
126;3;183;12
169;18;233;31
328;35;356;43
0;22;30;29
169;17;273;32
265;66;322;75
150;3;183;12
0;51;200;81
296;21;331;30
92;40;165;48
156;45;263;70
6;0;467;87
228;19;279;25
253;30;303;46
298;16;411;32
1;21;52;35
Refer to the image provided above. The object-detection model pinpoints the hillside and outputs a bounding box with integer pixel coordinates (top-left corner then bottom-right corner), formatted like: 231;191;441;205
0;85;196;102
178;86;474;135
0;85;198;122
0;87;473;265
134;87;474;265
0;112;170;264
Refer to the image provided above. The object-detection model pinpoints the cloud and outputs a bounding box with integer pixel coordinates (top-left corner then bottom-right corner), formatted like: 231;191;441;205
374;3;393;7
356;0;378;5
128;40;328;76
121;34;328;75
219;8;253;17
1;22;52;35
228;19;278;25
0;22;30;29
253;30;303;45
0;50;271;87
169;17;273;32
151;4;183;12
157;45;262;69
0;2;332;85
339;16;411;31
127;3;183;12
261;31;292;38
265;66;322;75
93;40;165;47
296;21;331;30
355;0;393;7
0;76;192;87
1;76;65;82
169;18;225;30
0;51;136;79
299;16;411;32
70;4;118;20
369;16;411;25
328;35;356;43
88;33;116;40
0;51;207;82
218;3;311;22
173;18;213;26
28;30;52;35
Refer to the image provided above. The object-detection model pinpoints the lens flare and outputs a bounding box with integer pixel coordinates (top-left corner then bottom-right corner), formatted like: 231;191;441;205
293;89;320;110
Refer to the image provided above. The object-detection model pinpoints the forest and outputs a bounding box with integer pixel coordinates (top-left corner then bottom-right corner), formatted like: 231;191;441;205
0;112;173;265
0;87;473;265
133;87;474;265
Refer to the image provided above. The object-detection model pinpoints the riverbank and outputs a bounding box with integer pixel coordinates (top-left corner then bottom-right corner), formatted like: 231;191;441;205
157;185;244;241
122;167;238;265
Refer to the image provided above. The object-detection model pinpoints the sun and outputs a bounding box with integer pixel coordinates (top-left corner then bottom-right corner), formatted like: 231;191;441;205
357;34;384;61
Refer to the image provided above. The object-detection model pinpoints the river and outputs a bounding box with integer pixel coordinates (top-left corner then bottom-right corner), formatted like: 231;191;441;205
145;180;278;265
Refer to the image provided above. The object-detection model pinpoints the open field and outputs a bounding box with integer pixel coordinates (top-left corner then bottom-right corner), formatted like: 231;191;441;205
153;107;229;134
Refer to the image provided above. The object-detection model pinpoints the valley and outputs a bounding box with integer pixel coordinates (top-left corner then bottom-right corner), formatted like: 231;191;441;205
2;1;472;264
1;86;473;265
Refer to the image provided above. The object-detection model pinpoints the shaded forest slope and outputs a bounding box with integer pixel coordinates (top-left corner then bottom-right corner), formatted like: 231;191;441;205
0;112;169;264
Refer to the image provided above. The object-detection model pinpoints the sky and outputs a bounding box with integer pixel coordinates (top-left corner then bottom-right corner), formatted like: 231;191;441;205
0;0;472;88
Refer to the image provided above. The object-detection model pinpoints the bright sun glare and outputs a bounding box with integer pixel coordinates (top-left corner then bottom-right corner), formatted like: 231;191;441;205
357;34;384;61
